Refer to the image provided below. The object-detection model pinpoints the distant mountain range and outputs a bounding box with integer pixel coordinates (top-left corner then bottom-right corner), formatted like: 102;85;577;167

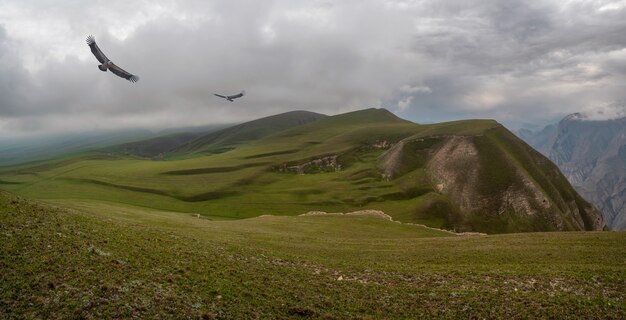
0;129;154;166
0;108;605;234
517;113;626;230
0;124;229;166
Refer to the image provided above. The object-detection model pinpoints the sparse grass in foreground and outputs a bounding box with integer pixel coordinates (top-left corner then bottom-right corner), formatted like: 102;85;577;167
1;191;625;319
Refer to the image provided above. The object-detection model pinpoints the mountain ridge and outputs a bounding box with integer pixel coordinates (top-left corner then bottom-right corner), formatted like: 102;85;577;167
517;114;626;230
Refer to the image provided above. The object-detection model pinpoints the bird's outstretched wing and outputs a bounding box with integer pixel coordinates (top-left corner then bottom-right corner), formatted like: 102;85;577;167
86;35;108;64
214;94;227;99
109;62;140;82
228;91;245;99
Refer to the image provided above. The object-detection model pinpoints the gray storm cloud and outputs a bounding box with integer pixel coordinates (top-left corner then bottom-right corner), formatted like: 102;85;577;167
0;0;625;136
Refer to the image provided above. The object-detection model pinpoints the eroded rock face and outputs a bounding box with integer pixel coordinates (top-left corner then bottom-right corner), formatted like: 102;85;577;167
379;140;407;180
426;135;599;232
379;127;605;233
427;136;481;214
576;157;626;230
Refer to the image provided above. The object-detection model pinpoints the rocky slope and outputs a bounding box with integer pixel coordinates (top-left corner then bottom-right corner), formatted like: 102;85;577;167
517;114;626;230
380;122;605;233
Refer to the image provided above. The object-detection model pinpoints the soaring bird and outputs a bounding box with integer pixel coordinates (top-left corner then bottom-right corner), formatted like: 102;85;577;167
86;35;139;83
214;91;245;102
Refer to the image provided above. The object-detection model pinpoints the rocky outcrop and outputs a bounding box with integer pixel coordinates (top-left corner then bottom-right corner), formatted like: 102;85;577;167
281;141;392;175
277;155;340;174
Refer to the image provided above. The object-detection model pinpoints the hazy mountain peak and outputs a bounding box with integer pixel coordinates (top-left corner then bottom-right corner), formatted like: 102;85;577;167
562;112;585;122
518;114;626;230
570;102;626;121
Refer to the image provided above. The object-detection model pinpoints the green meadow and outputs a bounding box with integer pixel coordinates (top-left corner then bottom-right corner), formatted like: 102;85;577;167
1;191;625;318
0;110;507;229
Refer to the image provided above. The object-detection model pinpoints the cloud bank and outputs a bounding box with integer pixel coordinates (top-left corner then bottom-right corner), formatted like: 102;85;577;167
1;0;625;136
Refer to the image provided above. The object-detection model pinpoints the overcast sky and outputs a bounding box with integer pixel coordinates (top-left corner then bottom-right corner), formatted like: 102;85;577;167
1;0;625;137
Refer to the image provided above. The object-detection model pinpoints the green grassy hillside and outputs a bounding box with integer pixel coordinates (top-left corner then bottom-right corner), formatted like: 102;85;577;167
1;191;624;318
109;132;204;158
0;108;604;233
170;110;328;156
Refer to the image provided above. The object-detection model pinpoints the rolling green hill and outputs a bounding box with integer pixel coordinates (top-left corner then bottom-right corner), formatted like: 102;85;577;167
0;108;605;233
108;132;204;159
169;110;328;156
1;191;624;318
106;111;326;159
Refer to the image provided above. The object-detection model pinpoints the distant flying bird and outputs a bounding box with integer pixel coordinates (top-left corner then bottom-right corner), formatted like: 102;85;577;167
214;91;245;102
86;35;139;83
